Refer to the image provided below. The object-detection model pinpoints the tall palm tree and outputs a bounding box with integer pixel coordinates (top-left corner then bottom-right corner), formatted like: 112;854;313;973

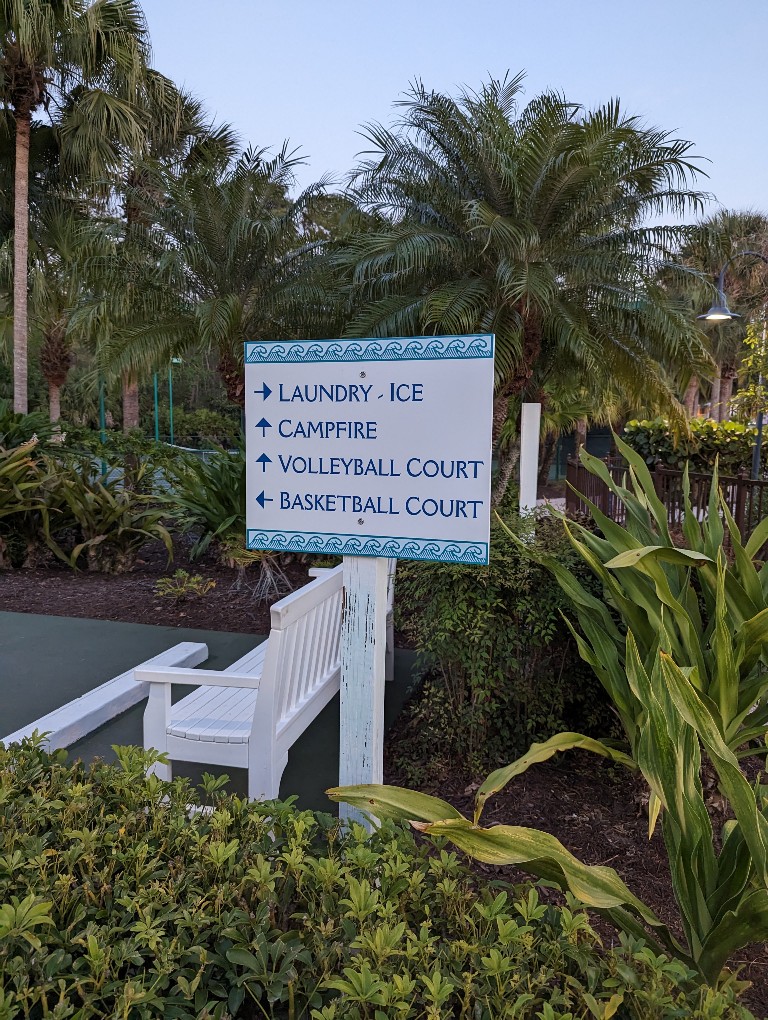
101;145;326;406
116;75;239;430
0;0;151;413
335;75;712;496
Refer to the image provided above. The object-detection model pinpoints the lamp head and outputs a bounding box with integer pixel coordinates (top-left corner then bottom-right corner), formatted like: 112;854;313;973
697;298;741;323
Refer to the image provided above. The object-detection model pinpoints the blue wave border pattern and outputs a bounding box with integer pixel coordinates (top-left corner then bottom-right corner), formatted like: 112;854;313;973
245;334;494;365
247;530;489;565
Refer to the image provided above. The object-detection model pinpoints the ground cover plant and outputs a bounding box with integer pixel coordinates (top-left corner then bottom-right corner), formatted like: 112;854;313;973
0;738;756;1020
332;438;768;989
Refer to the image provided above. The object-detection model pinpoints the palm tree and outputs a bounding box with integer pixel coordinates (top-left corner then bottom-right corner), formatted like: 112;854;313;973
678;210;768;420
116;75;239;430
335;75;712;497
0;0;151;413
101;145;326;405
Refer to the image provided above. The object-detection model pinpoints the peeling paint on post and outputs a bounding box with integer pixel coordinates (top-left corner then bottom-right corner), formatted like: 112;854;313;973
339;555;389;828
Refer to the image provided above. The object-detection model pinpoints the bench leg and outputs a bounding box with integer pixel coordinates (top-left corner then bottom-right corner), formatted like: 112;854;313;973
247;749;288;801
144;684;172;781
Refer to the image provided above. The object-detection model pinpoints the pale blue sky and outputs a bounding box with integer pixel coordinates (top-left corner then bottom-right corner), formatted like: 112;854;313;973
141;0;767;217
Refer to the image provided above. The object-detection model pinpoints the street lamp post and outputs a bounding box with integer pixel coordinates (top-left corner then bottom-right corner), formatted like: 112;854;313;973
697;251;768;480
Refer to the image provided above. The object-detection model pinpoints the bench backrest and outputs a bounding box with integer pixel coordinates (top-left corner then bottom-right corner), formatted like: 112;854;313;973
251;564;344;746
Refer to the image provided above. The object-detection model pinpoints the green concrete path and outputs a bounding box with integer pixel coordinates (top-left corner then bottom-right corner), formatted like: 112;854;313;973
0;611;415;812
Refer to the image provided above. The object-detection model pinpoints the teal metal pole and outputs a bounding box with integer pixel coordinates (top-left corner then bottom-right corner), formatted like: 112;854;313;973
98;379;106;442
153;373;159;442
98;378;107;477
168;365;174;446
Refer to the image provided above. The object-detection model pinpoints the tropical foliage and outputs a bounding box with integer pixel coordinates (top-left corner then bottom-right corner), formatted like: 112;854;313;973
333;75;710;474
0;0;152;413
332;438;768;986
0;738;755;1019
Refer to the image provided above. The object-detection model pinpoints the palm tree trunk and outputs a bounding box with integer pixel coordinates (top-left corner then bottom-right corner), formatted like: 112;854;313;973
575;418;588;450
538;436;557;487
719;372;735;422
48;382;61;422
710;366;722;421
683;376;699;417
122;373;140;431
491;439;521;506
218;348;245;406
13;109;31;414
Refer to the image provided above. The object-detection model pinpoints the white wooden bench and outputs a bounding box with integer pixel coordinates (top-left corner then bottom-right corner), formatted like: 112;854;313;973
1;642;209;750
134;564;344;800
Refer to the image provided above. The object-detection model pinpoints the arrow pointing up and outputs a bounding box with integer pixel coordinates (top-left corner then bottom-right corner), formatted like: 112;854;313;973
255;418;272;436
255;453;272;471
255;491;274;509
254;383;272;400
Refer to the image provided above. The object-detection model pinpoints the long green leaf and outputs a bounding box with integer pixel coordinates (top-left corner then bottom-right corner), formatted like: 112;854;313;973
606;546;711;569
326;785;463;823
475;733;636;823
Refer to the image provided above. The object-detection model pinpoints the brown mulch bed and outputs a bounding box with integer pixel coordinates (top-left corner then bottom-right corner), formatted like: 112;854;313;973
0;541;313;633
1;547;767;1014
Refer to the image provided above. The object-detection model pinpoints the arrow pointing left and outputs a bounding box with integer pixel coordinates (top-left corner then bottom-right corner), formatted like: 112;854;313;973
255;491;274;509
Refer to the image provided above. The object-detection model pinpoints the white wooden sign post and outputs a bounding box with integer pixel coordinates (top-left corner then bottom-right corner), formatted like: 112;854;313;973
245;334;494;825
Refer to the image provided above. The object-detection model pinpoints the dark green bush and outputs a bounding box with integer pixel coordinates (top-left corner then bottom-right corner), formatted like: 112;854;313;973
393;512;615;779
156;406;241;449
0;741;754;1019
622;418;764;474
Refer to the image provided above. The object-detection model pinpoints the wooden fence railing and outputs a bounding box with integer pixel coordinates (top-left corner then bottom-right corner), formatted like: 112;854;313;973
565;457;768;543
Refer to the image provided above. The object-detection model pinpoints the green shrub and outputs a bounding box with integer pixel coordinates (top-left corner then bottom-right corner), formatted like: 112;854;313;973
623;418;763;474
157;406;241;448
0;739;754;1019
394;512;614;779
164;446;245;561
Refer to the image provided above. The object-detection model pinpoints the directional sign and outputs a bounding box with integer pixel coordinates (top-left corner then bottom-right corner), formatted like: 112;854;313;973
244;334;495;564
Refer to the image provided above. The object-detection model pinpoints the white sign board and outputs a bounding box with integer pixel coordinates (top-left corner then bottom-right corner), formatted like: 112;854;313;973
244;334;494;565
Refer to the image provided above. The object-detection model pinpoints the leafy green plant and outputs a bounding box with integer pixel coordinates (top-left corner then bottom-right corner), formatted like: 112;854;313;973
154;569;216;601
334;437;768;986
623;418;764;474
0;399;58;449
48;458;173;573
164;446;245;561
0;442;47;568
536;437;768;757
0;738;754;1019
394;512;611;778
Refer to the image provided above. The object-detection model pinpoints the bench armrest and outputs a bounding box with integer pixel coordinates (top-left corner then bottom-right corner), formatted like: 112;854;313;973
135;666;262;689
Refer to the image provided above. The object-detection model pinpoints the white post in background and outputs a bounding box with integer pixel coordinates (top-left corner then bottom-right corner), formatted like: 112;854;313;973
519;402;542;515
339;555;389;828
